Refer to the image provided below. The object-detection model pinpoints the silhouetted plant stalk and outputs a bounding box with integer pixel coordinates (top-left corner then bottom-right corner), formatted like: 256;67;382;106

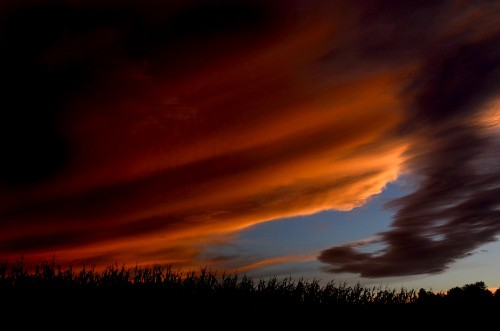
0;258;499;306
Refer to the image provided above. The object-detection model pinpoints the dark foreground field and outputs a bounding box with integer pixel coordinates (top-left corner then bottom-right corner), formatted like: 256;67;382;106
1;260;498;326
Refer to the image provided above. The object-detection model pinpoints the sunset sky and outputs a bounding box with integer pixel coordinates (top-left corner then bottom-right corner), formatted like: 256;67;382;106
1;0;499;292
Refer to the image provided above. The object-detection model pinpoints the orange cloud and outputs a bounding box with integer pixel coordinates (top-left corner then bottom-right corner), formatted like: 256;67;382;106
235;254;317;273
0;0;411;270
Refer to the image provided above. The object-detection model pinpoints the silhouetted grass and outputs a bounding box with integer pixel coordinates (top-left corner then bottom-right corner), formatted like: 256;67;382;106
2;257;500;327
1;258;499;308
0;258;417;305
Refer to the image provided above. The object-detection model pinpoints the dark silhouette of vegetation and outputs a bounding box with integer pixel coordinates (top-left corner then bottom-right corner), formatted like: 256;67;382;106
417;281;496;305
1;258;499;309
2;258;500;328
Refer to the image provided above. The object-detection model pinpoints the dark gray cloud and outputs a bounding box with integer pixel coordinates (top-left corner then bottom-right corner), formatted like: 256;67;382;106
320;125;500;277
319;5;500;277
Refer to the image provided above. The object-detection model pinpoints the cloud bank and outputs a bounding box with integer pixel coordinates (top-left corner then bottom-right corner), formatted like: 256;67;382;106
0;0;406;268
319;1;500;277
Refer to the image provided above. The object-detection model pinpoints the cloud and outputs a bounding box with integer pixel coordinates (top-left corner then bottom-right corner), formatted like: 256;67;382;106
0;0;409;268
4;0;499;277
319;2;500;277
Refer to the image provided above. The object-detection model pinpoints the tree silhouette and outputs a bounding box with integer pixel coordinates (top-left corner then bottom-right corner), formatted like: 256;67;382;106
417;288;444;304
446;281;493;304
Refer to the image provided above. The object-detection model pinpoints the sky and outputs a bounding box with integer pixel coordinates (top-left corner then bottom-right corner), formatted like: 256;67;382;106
0;0;499;292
